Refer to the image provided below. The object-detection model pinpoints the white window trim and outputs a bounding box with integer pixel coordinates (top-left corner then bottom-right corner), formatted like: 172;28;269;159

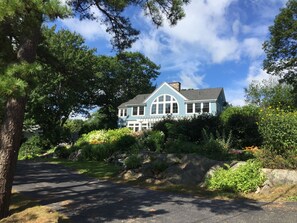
186;102;210;114
150;94;179;115
131;106;145;116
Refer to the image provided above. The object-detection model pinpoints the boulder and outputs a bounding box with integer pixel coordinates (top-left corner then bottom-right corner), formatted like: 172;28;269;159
262;168;297;186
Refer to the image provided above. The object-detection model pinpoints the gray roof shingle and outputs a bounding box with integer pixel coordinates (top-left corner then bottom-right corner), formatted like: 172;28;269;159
118;87;224;108
180;88;224;101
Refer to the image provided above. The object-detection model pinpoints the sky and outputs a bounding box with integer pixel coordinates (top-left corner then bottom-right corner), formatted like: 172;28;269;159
56;0;288;106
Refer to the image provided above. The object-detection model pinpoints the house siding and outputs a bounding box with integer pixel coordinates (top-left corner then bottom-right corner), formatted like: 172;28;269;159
117;82;226;131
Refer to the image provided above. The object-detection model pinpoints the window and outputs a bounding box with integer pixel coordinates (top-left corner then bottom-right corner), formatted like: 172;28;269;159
139;106;144;115
151;94;179;115
187;103;193;113
173;103;178;113
203;102;209;113
151;104;156;114
158;103;164;114
132;106;144;116
195;103;201;113
119;109;127;117
132;107;137;115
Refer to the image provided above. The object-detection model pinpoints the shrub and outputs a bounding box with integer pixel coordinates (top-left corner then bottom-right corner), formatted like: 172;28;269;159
199;129;232;160
115;135;137;151
255;148;297;170
79;143;115;161
258;107;297;155
151;160;169;174
18;135;44;160
153;114;221;143
164;139;199;154
76;128;133;146
206;160;266;193
220;105;262;148
140;130;165;152
54;145;72;159
124;154;142;169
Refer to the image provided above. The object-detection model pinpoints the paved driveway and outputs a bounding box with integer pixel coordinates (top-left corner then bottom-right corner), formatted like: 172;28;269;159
13;161;297;223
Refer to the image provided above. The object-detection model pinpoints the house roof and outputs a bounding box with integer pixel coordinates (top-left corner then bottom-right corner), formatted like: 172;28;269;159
118;94;150;108
180;88;224;101
118;86;225;108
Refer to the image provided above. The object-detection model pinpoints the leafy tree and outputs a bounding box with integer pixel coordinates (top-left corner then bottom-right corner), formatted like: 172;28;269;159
95;52;160;127
26;27;98;144
245;78;296;109
0;0;188;218
263;0;297;91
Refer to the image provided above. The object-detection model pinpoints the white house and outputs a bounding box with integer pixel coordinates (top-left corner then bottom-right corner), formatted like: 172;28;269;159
118;82;226;131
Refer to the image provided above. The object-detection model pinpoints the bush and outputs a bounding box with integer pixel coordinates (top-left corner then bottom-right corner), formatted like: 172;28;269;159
124;154;142;169
199;129;232;160
220;105;262;148
54;144;72;159
151;160;169;174
255;148;297;169
258;107;297;155
76;128;133;146
206;160;266;193
79;143;115;161
115;135;137;151
164;139;199;154
140;131;165;152
153;114;221;143
18;135;44;160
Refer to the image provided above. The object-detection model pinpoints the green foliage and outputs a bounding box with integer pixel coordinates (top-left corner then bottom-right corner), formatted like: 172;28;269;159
26;27;98;144
69;0;189;50
54;144;72;159
255;148;297;170
124;154;142;169
115;135;137;151
245;78;296;109
76;128;133;145
62;119;84;143
151;160;169;174
206;160;266;193
258;107;297;155
139;131;165;152
199;129;232;160
263;0;297;90
220;105;262;148
78;143;116;161
164;140;199;154
153;114;221;143
18;135;44;160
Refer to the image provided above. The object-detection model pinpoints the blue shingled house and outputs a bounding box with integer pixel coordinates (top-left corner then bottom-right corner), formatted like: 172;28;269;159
118;82;226;131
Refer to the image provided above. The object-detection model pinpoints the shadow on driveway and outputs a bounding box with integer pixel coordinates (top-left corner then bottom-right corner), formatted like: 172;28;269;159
13;161;296;223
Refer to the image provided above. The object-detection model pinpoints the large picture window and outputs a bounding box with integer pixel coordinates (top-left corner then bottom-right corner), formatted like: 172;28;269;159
151;95;178;115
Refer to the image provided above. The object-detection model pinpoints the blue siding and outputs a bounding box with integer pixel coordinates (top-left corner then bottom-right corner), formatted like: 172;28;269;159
144;83;187;117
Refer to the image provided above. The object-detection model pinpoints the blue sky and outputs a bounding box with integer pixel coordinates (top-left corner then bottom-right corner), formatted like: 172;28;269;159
57;0;287;106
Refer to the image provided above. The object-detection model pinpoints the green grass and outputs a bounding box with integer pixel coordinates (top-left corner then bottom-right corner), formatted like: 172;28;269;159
49;159;123;180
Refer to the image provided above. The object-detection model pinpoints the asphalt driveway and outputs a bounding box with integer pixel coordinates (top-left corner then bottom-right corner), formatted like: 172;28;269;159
13;161;297;223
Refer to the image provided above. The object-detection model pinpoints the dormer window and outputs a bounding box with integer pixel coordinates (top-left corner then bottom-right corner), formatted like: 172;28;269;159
151;94;178;115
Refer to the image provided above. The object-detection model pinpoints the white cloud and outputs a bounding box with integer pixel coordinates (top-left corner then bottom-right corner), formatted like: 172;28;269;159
225;88;246;106
180;73;206;89
59;5;111;42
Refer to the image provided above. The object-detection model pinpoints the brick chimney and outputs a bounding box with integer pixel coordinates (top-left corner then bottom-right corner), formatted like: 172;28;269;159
169;82;181;92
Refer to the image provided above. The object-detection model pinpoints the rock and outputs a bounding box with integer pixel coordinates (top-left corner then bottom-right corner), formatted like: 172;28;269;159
230;161;246;169
68;149;82;161
262;168;297;186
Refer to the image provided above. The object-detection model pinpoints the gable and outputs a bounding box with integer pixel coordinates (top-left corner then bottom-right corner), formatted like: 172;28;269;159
144;82;187;103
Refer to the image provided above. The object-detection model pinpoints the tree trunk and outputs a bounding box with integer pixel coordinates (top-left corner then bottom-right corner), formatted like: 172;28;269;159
0;97;26;218
0;18;41;218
